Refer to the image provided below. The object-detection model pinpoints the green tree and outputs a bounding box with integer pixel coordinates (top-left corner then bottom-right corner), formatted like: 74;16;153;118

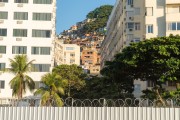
53;64;86;98
82;5;113;34
8;55;35;99
120;35;180;101
100;55;134;99
34;73;67;106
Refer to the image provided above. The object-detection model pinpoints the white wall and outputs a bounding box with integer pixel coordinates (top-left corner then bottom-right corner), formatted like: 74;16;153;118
0;107;180;120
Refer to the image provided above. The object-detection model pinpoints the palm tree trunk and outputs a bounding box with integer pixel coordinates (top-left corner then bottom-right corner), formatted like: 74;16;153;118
19;75;23;99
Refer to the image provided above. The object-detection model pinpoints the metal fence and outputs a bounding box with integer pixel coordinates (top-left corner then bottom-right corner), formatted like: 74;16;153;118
0;98;180;107
0;107;180;120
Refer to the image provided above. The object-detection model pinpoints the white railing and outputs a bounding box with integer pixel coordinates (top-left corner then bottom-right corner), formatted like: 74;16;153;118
0;107;180;120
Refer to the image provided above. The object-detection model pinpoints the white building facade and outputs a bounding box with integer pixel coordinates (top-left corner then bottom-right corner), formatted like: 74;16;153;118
0;0;56;98
101;0;180;68
54;39;80;66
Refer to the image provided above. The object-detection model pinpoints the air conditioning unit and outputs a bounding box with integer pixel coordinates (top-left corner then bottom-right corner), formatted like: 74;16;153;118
0;20;4;24
129;17;134;20
17;3;23;7
129;29;133;31
17;21;23;24
16;38;22;41
0;3;5;7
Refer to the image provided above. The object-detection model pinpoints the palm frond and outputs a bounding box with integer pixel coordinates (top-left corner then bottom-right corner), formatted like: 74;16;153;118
40;91;50;106
24;75;35;91
53;93;63;106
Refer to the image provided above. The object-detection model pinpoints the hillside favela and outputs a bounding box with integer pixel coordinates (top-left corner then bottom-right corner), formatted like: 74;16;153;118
0;0;180;120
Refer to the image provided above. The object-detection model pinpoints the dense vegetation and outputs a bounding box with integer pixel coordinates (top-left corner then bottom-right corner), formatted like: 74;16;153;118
8;35;180;106
81;5;113;34
101;35;180;101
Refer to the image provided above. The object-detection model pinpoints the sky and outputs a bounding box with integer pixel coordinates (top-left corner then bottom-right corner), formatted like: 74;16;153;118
56;0;116;34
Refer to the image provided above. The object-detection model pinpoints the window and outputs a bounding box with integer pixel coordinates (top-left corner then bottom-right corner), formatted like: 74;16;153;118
146;25;153;33
0;0;8;2
32;30;51;38
126;11;134;17
66;47;74;50
40;47;50;55
31;47;39;55
127;23;134;29
0;63;5;71
31;47;50;55
33;0;52;4
168;22;180;31
14;0;28;3
12;46;27;54
0;80;5;89
147;81;154;87
134;23;140;30
146;7;153;16
134;84;141;92
0;46;6;53
70;59;75;64
31;64;51;72
0;12;8;19
33;13;51;21
134;8;140;15
177;22;180;30
0;29;7;36
87;52;93;54
127;0;133;5
13;29;27;37
14;12;28;20
127;34;134;41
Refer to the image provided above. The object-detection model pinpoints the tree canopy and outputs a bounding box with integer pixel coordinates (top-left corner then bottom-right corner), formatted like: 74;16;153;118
122;35;180;85
34;73;66;106
8;55;35;99
52;64;86;98
82;5;113;34
102;35;180;100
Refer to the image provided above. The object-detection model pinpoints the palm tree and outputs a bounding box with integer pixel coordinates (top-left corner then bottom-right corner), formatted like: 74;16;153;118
8;55;35;99
34;73;67;106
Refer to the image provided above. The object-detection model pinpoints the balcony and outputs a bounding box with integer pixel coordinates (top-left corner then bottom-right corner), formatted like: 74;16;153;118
166;0;180;5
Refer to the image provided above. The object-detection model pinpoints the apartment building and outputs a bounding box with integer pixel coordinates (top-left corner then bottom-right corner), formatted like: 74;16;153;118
101;0;180;68
54;39;80;66
81;48;101;74
0;0;56;98
101;0;180;97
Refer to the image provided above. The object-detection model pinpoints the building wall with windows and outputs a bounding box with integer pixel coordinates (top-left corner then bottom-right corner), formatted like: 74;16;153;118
101;0;180;97
101;0;180;68
0;0;56;98
54;39;80;66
